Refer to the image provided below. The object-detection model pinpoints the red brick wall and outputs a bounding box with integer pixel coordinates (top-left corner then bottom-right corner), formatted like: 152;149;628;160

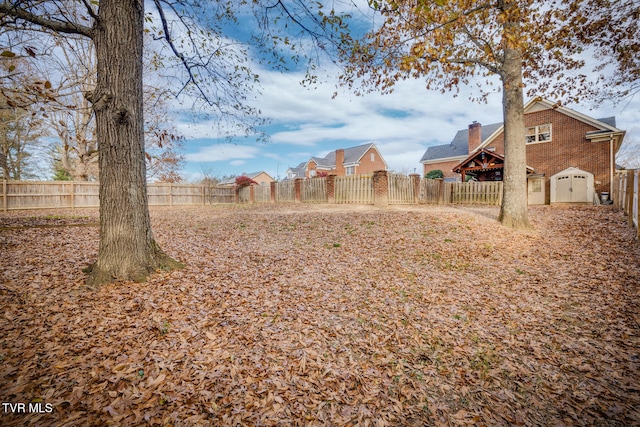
489;109;611;203
356;148;387;175
306;161;317;178
424;160;464;179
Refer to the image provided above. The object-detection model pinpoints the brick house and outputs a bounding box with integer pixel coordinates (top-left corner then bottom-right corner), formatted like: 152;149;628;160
286;143;388;179
221;171;275;186
420;99;626;204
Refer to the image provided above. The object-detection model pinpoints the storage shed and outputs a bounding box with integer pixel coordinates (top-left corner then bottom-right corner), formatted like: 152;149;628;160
550;167;594;203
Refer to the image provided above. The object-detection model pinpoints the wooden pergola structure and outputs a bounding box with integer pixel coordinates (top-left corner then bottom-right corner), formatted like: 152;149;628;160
452;149;534;182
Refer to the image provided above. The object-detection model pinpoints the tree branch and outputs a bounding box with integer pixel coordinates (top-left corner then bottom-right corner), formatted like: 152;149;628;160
0;2;93;38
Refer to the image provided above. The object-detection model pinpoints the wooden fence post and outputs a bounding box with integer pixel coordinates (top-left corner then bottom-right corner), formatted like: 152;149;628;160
2;179;7;212
627;170;634;226
409;174;420;204
69;182;75;209
373;170;389;207
437;179;445;204
326;175;336;204
294;178;303;203
270;181;276;203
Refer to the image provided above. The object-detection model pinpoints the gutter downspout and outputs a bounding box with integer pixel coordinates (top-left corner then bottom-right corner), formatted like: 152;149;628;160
610;135;614;197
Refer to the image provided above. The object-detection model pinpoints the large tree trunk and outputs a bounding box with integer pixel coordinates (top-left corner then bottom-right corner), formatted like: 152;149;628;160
86;0;182;287
497;4;531;230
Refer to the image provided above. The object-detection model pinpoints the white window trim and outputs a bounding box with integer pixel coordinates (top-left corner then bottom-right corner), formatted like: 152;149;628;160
526;123;552;145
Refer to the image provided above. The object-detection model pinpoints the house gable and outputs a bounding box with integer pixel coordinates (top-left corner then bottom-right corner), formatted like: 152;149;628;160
297;143;389;177
420;98;625;201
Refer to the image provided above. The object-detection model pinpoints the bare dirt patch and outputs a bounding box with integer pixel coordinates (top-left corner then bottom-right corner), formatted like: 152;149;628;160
1;204;638;425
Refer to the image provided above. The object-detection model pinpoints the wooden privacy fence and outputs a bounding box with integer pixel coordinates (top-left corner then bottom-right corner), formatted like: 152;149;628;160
254;185;270;203
335;175;374;204
446;181;503;205
612;170;640;238
302;177;327;203
1;172;510;211
388;174;414;204
276;180;295;203
419;179;444;204
0;181;235;211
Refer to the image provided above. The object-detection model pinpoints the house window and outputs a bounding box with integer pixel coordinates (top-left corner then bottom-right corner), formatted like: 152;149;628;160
526;124;552;144
370;153;375;162
345;166;355;175
310;169;316;177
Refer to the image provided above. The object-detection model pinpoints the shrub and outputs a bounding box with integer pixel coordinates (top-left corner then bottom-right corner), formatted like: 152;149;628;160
425;169;444;179
235;175;258;187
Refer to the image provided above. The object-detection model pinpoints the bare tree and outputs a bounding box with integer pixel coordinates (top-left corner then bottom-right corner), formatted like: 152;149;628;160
0;0;348;286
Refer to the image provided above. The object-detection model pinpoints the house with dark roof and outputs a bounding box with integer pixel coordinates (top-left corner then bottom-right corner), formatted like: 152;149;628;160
286;143;388;179
420;99;626;204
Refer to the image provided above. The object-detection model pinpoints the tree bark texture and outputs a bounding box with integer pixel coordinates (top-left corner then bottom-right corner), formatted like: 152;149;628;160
86;0;182;287
497;4;532;230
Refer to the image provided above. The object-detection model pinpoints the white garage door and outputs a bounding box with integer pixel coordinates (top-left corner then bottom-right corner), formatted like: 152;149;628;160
551;168;594;203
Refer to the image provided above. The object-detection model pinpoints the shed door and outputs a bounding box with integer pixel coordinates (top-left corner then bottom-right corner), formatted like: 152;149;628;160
556;175;572;202
571;175;588;202
556;174;588;202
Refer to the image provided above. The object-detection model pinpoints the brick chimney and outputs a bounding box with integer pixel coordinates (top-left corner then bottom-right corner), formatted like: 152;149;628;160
335;148;345;176
468;121;482;153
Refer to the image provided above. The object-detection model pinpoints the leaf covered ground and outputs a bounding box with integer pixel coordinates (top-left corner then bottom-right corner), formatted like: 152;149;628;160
1;204;639;426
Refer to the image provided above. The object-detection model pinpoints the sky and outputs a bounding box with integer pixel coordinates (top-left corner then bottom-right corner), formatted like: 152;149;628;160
169;3;640;182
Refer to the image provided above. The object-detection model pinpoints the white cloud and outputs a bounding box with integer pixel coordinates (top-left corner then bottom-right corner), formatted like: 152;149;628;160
184;143;261;162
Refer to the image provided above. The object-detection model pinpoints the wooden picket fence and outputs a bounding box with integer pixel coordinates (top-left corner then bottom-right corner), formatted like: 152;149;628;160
0;175;511;211
335;175;373;204
612;170;640;238
0;181;234;210
419;179;443;204
388;174;414;204
302;177;327;203
276;180;295;202
445;181;503;205
254;185;270;203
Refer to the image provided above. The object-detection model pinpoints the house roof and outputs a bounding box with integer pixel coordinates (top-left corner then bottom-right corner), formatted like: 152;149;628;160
290;142;388;174
452;148;535;174
420;122;503;163
286;162;307;179
221;171;273;185
421;99;625;164
316;143;381;168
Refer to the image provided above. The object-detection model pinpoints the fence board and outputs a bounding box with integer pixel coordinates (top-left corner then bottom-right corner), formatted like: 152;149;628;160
255;185;270;203
276;180;295;202
634;170;639;228
302;177;327;203
388;174;413;204
448;181;503;205
419;179;443;204
208;186;234;204
335;175;373;204
0;181;235;210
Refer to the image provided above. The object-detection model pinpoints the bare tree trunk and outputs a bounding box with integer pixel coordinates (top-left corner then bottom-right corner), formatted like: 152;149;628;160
497;3;531;230
86;0;182;287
